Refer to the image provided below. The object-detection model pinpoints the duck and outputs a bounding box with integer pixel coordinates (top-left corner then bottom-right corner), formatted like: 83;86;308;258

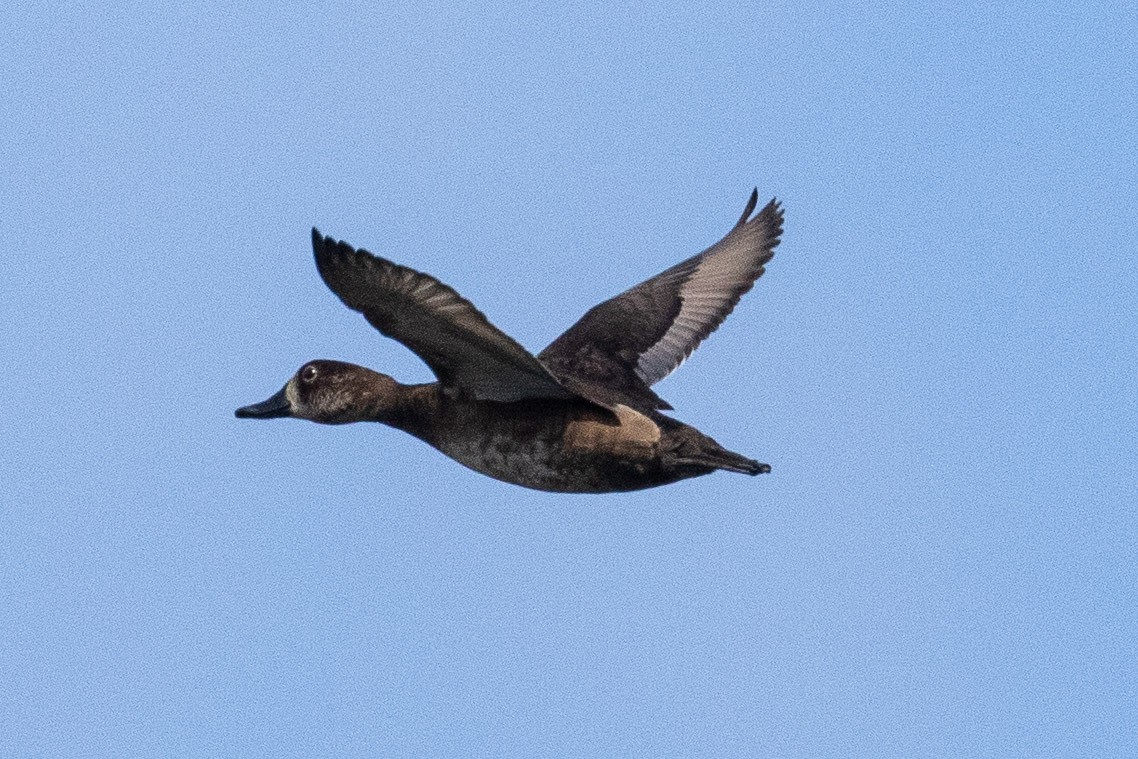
236;189;783;493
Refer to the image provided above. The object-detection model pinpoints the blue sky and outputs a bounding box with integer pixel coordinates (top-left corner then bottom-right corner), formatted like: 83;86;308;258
3;1;1135;756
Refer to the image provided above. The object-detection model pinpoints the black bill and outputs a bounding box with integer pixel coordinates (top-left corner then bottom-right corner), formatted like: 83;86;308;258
235;385;292;419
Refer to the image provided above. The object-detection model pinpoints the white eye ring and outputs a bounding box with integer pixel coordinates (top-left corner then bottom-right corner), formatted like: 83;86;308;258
301;364;318;383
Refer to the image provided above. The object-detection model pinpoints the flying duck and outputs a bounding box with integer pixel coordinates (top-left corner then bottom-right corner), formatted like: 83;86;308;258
237;189;783;493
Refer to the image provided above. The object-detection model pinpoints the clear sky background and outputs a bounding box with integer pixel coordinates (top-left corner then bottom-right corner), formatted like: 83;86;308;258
3;2;1135;756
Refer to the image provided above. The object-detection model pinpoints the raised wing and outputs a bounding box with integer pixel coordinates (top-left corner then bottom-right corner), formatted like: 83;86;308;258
539;190;783;412
313;229;578;403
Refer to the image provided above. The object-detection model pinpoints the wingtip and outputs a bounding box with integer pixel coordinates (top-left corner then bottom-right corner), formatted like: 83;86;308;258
311;227;340;283
312;227;347;266
759;196;785;239
736;187;760;227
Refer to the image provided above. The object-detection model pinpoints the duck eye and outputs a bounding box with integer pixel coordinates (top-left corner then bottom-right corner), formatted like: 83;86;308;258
300;364;318;384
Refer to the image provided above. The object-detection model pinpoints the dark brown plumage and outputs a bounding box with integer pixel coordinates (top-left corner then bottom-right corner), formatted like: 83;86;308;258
237;189;783;493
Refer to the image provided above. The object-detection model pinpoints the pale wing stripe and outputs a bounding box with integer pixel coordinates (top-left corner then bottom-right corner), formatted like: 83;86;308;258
633;228;767;385
633;198;781;386
634;275;748;383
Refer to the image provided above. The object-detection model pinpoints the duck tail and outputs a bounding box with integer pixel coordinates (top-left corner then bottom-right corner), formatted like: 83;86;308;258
712;448;771;476
677;446;771;476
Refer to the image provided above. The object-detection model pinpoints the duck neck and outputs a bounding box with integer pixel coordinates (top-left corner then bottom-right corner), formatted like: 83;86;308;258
365;381;441;442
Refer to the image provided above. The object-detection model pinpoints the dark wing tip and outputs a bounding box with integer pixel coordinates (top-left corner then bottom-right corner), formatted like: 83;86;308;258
309;229;377;308
311;228;343;280
310;228;375;275
758;196;785;246
735;187;760;227
311;227;337;284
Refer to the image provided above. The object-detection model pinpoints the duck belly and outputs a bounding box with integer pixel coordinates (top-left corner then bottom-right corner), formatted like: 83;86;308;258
429;403;687;493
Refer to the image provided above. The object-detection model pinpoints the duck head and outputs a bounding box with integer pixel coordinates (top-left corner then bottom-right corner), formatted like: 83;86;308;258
236;359;399;424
